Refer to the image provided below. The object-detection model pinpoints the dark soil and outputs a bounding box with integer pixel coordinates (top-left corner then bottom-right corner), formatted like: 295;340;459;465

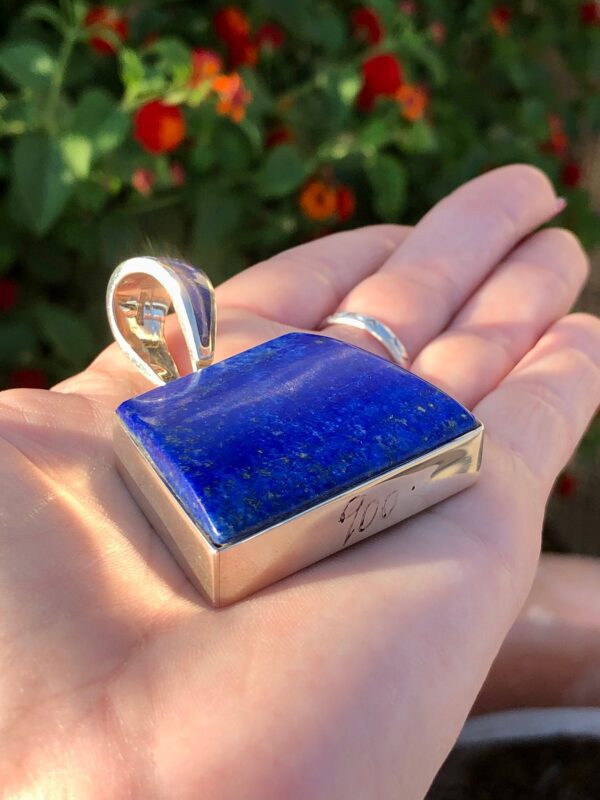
427;738;600;799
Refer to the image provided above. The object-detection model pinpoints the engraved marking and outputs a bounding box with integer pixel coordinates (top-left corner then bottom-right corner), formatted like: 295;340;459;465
359;500;378;532
341;488;400;546
381;490;398;518
340;496;364;545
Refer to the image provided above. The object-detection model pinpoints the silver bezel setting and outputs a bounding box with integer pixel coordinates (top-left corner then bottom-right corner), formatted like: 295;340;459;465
114;417;484;606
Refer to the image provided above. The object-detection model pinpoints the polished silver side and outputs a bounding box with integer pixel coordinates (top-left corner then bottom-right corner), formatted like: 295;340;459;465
114;418;484;606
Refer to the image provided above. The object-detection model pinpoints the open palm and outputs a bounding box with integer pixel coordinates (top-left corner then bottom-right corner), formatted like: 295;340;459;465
1;166;598;799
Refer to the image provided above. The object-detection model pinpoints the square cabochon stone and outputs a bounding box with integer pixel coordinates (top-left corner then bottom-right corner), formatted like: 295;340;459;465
117;333;477;546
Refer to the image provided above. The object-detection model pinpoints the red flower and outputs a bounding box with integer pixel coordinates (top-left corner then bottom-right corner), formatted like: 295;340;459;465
214;7;250;42
336;186;356;222
351;7;384;45
357;54;403;111
541;114;568;156
131;168;155;196
265;125;294;148
490;6;511;36
8;368;47;389
227;36;258;67
190;48;223;86
213;6;259;66
561;161;583;187
133;101;186;154
429;21;446;44
555;472;577;497
0;278;18;312
580;1;600;24
256;23;285;50
399;1;416;14
170;162;186;187
84;6;128;54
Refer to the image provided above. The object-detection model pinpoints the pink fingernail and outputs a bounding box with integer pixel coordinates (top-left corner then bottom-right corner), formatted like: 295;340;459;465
554;197;568;215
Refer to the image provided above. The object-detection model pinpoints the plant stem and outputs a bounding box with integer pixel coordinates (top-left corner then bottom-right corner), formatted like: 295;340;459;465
45;27;77;134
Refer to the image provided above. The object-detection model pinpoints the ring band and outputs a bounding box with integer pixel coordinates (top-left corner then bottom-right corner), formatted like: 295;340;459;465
320;312;410;368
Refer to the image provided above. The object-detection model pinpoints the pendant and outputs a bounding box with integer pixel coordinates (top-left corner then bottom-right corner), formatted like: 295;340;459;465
108;257;483;606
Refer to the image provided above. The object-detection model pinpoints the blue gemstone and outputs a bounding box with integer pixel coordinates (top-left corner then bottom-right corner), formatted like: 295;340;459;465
117;333;477;547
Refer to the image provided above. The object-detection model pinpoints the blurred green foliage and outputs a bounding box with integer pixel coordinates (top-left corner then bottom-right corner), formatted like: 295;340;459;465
0;0;598;389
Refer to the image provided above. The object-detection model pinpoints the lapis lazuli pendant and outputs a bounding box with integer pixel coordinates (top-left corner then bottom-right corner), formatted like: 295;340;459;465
108;257;483;606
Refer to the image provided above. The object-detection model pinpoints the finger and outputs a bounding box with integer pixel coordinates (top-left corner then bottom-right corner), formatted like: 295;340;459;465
217;224;410;328
322;165;561;359
412;227;589;407
476;313;600;491
475;553;600;712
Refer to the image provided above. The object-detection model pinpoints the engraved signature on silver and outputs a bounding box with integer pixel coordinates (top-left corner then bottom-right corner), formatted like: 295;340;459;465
339;489;399;546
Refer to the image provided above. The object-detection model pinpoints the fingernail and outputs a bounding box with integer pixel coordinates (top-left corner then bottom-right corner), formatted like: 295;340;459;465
554;197;568;215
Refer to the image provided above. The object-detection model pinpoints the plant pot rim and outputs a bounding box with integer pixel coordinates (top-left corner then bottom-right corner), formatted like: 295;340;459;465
459;707;600;747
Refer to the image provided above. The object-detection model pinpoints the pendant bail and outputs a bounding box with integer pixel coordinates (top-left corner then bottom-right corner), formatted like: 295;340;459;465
106;256;215;385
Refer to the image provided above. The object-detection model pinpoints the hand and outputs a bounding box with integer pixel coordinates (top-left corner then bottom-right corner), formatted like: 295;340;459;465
0;165;598;799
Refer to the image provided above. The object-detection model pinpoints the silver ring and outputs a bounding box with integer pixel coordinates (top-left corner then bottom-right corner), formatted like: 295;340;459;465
320;312;409;368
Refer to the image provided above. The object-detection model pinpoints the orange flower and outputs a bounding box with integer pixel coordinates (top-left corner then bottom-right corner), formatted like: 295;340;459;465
542;114;568;156
84;6;128;54
396;84;428;121
190;48;223;86
336;186;356;222
299;180;338;221
489;6;511;36
133;101;186;154
212;73;251;123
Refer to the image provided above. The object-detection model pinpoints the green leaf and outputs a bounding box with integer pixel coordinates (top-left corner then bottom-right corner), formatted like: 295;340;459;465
190;184;245;277
396;120;438;154
0;41;56;92
301;7;346;52
256;144;311;198
359;115;397;152
213;122;253;171
120;48;145;91
366;154;407;221
72;89;129;159
35;303;94;368
0;321;38;365
12;133;73;235
60;133;92;179
148;37;192;85
0;229;17;275
24;3;65;32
